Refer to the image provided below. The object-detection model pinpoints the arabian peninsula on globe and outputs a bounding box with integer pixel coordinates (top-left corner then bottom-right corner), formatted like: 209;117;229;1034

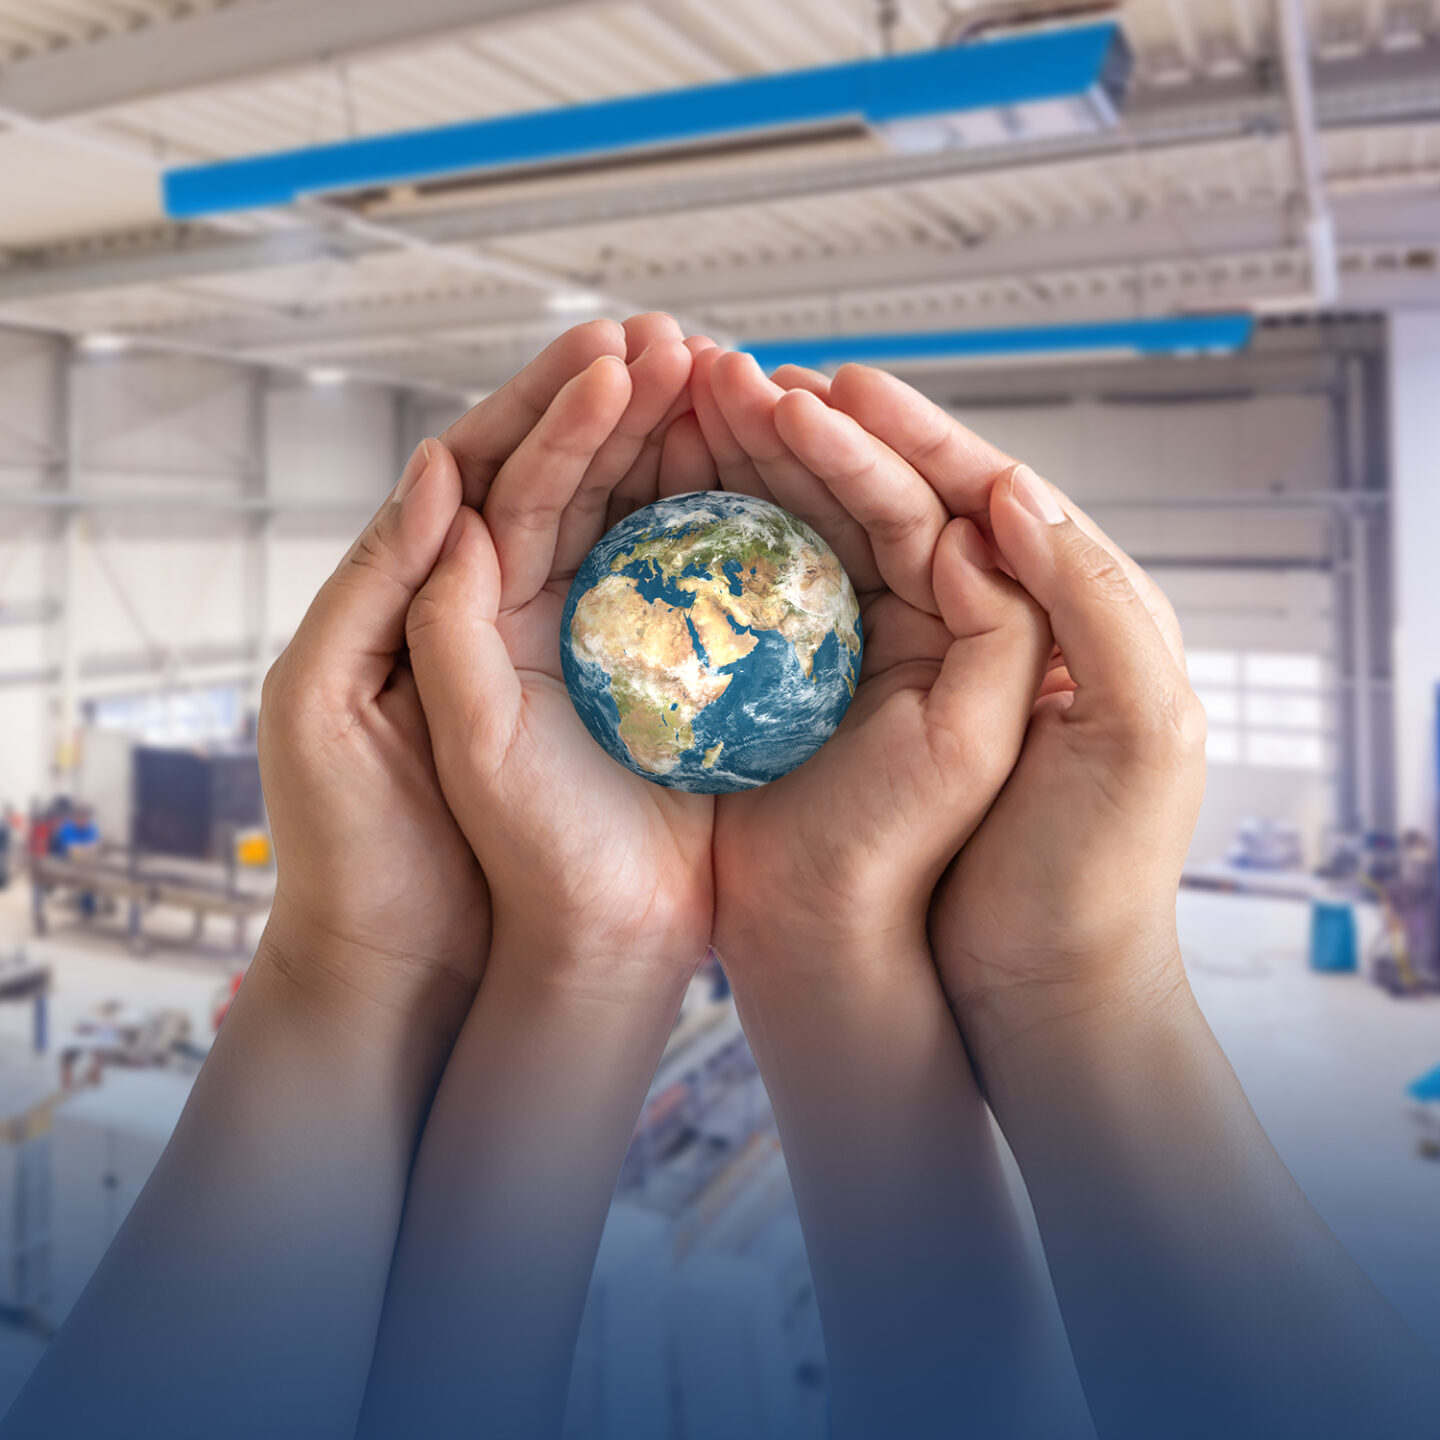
561;492;863;793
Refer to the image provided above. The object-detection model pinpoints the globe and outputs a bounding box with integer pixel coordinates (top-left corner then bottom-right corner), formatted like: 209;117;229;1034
561;492;863;793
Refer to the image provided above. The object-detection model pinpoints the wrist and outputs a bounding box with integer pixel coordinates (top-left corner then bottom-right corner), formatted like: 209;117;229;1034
962;938;1196;1112
257;899;482;1049
484;905;704;1008
717;909;933;995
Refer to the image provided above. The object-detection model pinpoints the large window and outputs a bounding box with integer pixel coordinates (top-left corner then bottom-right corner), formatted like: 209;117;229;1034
87;685;244;746
1187;651;1327;771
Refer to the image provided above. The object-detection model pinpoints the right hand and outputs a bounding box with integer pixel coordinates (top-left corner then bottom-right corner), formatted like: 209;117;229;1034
682;349;1051;977
809;364;1208;1071
932;463;1208;1071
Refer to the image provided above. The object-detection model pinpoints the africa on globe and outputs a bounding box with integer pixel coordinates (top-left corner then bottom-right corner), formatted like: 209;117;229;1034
561;492;863;793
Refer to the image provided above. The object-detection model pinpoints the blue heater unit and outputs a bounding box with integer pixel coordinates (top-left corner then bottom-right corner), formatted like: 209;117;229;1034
164;22;1132;218
741;314;1257;371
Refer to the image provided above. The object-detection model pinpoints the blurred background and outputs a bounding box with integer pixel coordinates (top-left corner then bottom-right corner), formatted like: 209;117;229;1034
0;0;1436;1433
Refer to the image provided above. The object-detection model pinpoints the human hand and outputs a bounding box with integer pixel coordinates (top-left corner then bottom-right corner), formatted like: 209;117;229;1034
403;315;714;994
687;349;1053;974
810;366;1206;1068
257;321;628;1029
933;461;1207;1065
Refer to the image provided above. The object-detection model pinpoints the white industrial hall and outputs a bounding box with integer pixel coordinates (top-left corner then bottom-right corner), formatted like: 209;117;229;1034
0;0;1437;1434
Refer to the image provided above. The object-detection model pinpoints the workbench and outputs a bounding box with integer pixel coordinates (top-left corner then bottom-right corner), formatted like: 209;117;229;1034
29;850;271;955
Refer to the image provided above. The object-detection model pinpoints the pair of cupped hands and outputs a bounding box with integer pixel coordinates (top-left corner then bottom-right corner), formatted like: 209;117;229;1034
259;311;1207;1083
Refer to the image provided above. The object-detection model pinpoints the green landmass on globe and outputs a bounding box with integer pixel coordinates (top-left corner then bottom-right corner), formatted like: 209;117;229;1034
561;493;862;793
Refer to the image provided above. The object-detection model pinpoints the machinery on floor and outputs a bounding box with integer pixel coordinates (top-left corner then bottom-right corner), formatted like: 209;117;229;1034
26;735;273;955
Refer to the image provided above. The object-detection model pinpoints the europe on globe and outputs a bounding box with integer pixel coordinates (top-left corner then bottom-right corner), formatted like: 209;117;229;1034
561;492;863;793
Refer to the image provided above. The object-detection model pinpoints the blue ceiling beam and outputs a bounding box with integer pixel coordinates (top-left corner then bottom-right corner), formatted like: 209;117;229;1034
164;22;1127;218
740;315;1257;371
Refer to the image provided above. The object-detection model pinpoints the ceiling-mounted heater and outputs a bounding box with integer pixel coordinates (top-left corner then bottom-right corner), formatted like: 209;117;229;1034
163;21;1133;219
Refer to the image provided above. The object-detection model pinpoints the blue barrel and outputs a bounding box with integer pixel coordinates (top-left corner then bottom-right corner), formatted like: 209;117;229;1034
1309;900;1358;974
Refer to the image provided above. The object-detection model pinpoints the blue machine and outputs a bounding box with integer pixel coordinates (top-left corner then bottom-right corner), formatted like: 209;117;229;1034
1309;900;1359;974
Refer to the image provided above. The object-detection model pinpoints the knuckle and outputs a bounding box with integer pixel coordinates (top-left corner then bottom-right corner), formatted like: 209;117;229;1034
1113;684;1208;764
1172;685;1209;755
1065;540;1134;604
867;503;929;548
350;525;390;574
928;711;1012;783
908;411;955;468
258;655;297;733
404;587;447;651
488;489;566;534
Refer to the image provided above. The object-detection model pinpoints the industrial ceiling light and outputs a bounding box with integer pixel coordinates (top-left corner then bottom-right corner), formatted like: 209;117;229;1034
162;22;1131;218
306;366;349;386
79;332;131;355
546;291;608;317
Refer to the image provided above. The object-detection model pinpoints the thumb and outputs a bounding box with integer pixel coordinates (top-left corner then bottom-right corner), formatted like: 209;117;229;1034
989;464;1183;712
926;518;1051;776
405;508;522;778
279;439;463;708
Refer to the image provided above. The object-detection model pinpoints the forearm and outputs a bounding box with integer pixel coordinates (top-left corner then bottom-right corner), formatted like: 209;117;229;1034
356;935;691;1440
978;949;1440;1440
2;923;468;1440
723;922;1089;1440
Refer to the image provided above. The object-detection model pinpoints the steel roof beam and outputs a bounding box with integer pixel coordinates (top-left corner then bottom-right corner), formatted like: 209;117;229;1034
136;190;1440;359
0;43;1435;309
0;0;608;122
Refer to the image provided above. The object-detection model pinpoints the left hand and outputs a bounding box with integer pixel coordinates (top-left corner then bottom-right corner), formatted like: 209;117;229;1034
404;315;716;994
255;321;633;1030
688;349;1053;973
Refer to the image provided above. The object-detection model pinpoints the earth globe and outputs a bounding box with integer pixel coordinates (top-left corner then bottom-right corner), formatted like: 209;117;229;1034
561;491;863;793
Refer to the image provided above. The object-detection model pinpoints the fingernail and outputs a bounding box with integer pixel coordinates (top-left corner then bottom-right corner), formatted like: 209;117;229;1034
957;522;996;570
394;439;433;504
1010;464;1065;525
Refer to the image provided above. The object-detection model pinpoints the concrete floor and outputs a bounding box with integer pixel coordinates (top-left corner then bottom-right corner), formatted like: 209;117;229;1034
0;878;1432;1420
1179;888;1440;1358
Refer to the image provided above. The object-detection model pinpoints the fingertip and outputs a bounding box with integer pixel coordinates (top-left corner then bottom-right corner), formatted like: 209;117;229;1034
951;516;997;571
775;385;827;417
715;348;773;390
623;312;683;357
384;437;463;567
772;385;834;448
828;362;883;406
934;516;1039;644
690;344;723;384
425;506;500;614
770;364;832;399
579;316;628;357
637;335;694;382
584;352;634;408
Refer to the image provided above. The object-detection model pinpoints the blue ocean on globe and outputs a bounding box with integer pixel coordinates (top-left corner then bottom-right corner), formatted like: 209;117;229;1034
561;492;863;793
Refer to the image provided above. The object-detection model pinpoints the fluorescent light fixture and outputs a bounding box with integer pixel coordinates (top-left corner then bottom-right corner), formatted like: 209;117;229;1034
306;366;349;386
741;315;1256;372
80;333;131;355
880;89;1122;156
163;23;1130;218
546;291;607;317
